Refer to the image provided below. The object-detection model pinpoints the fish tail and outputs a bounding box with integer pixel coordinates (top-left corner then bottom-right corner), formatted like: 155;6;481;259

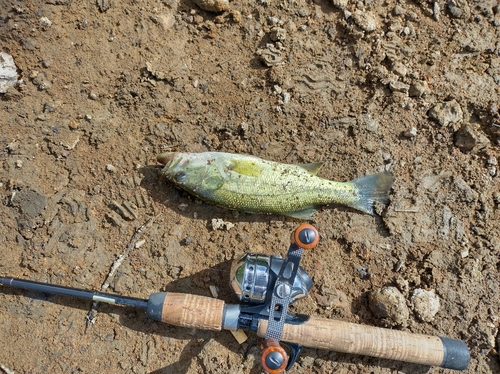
350;172;393;215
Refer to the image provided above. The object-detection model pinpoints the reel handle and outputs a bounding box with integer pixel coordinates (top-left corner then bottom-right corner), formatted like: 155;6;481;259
261;338;288;374
257;316;470;371
292;223;319;249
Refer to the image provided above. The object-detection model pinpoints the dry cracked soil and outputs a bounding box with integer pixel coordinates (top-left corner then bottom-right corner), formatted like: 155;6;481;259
1;0;500;373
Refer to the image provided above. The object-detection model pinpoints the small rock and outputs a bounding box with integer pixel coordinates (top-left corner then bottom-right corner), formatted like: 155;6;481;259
487;156;498;166
32;72;51;90
298;8;310;17
331;0;348;10
389;80;410;94
97;0;110;12
447;0;471;19
106;164;117;173
404;127;417;138
211;218;235;230
359;113;379;133
351;9;378;32
11;189;47;218
392;62;407;77
428;100;463;127
409;80;430;97
39;17;52;26
454;123;490;153
282;92;290;104
267;16;280;26
0;52;19;93
411;288;440;322
453;176;478;202
393;5;406;16
369;286;409;325
193;0;229;12
269;27;286;42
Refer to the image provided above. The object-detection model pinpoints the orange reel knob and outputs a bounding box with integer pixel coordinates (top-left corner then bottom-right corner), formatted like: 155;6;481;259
293;224;319;249
261;338;288;374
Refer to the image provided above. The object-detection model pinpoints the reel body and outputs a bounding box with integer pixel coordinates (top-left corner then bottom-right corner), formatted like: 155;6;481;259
229;224;319;373
230;253;313;305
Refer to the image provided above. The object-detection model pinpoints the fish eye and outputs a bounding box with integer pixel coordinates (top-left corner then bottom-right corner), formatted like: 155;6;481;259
175;171;186;183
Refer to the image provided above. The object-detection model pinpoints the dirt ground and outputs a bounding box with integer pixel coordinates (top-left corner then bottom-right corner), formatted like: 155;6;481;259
1;0;500;373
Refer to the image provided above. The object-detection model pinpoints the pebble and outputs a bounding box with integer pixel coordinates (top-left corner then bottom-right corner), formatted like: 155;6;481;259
31;71;51;90
393;5;406;16
331;0;348;10
269;27;286;42
135;239;146;249
404;127;417;138
447;0;471;19
487;155;498;166
0;52;19;93
97;0;110;12
392;62;407;77
368;286;409;325
298;8;310;17
427;100;463;127
359;113;379;133
389;80;410;94
454;123;491;153
409;80;430;97
211;218;234;230
267;16;280;26
106;164;117;172
411;288;440;322
351;9;378;32
282;92;290;104
193;0;229;12
39;17;52;26
493;192;500;205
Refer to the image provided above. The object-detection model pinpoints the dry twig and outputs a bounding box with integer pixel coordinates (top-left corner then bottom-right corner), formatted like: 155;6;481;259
85;215;158;330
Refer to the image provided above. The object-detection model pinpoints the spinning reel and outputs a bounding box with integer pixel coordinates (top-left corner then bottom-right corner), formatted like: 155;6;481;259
229;224;319;373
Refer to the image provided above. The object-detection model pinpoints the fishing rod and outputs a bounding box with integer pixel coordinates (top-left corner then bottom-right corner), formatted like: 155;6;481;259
1;224;470;373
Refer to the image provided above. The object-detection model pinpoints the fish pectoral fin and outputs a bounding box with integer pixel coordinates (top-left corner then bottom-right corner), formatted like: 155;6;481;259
282;207;317;220
230;159;262;177
296;162;324;175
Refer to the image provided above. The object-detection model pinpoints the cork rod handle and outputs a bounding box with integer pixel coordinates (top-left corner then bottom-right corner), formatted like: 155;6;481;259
147;292;225;331
257;316;469;370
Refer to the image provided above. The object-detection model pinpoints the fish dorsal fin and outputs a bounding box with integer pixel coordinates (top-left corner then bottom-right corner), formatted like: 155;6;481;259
297;162;324;175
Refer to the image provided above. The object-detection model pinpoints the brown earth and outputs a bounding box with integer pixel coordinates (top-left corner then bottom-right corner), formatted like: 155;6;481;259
1;0;500;373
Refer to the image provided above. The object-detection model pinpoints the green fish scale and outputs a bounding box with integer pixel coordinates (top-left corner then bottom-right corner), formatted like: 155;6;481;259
205;163;358;214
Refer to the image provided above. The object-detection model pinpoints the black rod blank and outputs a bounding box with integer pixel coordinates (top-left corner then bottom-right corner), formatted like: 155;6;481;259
0;277;149;309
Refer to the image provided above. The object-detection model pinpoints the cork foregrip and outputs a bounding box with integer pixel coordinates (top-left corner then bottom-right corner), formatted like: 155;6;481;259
161;293;225;331
257;316;444;366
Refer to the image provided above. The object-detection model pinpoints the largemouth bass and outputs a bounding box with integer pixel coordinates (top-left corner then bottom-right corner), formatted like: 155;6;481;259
157;152;393;219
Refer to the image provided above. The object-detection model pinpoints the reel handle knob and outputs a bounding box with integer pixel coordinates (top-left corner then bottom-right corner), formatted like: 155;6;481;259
293;224;319;249
261;338;288;374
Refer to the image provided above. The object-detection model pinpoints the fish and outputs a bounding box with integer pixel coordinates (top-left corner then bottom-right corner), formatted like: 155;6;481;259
157;151;393;219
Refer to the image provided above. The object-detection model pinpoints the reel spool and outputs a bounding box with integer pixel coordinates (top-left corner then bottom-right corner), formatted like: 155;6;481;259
230;253;313;305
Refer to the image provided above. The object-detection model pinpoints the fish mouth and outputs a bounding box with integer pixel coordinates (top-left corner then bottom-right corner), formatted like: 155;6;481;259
157;152;175;166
